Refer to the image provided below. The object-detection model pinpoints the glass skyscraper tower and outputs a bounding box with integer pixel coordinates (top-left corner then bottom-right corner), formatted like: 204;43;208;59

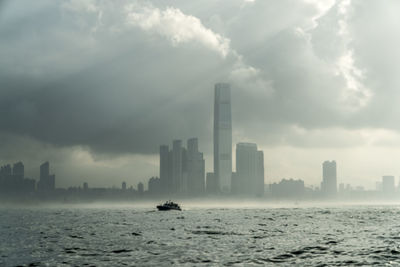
213;83;232;193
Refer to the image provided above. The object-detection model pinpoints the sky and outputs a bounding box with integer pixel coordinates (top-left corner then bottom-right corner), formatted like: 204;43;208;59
0;0;400;189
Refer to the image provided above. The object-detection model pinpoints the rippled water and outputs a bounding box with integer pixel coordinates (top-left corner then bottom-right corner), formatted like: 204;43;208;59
2;204;400;266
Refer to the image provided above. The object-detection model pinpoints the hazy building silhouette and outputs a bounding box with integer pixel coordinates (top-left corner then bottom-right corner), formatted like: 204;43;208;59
40;162;49;179
0;162;35;195
122;181;127;190
172;140;183;193
137;182;144;194
339;183;345;192
270;179;305;199
12;162;24;180
321;160;337;197
0;164;12;180
148;177;161;194
159;145;171;193
83;182;89;191
231;172;239;193
160;138;206;196
256;150;264;196
186;138;205;195
181;147;188;193
382;175;395;194
214;83;232;193
206;172;218;194
234;143;264;196
37;161;55;192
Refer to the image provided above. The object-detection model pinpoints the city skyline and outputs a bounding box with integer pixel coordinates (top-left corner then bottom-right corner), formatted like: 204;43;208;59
3;157;400;202
1;1;400;190
3;82;400;196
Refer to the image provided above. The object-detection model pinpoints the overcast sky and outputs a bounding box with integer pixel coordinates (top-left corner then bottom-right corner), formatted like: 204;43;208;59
1;0;400;189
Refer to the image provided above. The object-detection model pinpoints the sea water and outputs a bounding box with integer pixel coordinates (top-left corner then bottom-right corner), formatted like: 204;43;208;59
1;204;400;266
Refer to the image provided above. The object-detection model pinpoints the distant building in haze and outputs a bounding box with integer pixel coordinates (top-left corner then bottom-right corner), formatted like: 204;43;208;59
234;143;264;196
37;161;55;192
382;175;395;194
214;83;232;193
0;162;35;194
148;177;161;194
159;145;171;193
321;160;337;197
159;138;205;195
186;138;205;195
172;140;183;193
270;179;305;199
12;162;24;180
137;182;144;194
206;172;218;194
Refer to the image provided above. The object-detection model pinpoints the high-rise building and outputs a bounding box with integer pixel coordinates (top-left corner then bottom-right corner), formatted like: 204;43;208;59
37;161;55;192
40;162;49;181
186;138;205;195
160;138;205;196
148;177;161;194
235;143;264;196
382;175;395;194
270;179;305;199
137;182;144;193
0;162;35;194
206;172;218;194
214;83;232;193
12;162;24;180
172;140;183;193
159;145;171;193
256;151;264;196
321;160;337;197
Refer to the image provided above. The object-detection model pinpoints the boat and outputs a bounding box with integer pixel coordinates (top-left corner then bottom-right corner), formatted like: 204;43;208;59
157;201;181;211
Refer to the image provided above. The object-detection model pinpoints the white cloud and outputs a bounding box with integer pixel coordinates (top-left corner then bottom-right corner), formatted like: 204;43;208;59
336;50;371;109
125;4;231;58
302;0;371;111
334;0;372;110
303;0;336;30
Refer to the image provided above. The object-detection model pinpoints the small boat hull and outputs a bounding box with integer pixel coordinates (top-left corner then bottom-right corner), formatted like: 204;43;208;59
157;205;181;211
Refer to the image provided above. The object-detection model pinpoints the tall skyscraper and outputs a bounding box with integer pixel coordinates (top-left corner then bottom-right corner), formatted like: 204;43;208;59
321;160;337;197
214;83;232;193
234;143;264;196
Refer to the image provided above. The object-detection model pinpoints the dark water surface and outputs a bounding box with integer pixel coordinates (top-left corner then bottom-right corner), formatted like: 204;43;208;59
1;204;400;266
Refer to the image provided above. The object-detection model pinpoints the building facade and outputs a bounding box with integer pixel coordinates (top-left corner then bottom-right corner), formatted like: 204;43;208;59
214;83;232;193
234;143;264;196
37;161;55;192
159;138;205;195
321;160;337;197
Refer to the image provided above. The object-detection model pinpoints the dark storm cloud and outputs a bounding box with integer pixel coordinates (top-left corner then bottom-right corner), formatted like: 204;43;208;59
1;0;400;159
